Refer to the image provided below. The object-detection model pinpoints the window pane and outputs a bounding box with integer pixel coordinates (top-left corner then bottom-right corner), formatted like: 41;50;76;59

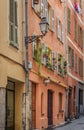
15;28;18;44
67;8;71;32
10;0;14;22
14;1;17;26
9;24;14;41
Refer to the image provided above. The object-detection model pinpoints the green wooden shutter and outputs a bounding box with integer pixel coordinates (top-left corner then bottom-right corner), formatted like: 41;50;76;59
32;39;37;58
56;18;61;40
52;52;57;70
9;0;14;42
41;0;45;18
14;1;18;44
51;8;54;31
9;0;18;45
61;24;65;44
72;49;74;69
10;0;14;22
67;8;71;33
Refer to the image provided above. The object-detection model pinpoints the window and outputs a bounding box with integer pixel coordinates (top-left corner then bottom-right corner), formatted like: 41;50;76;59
32;38;42;63
74;53;78;73
57;54;67;76
57;54;63;75
72;49;74;69
78;26;83;49
51;52;57;70
68;46;74;69
9;0;18;47
41;42;47;65
51;9;54;31
56;18;65;43
59;93;63;112
67;8;71;33
48;4;51;29
32;0;48;18
44;47;52;69
48;4;54;31
74;19;77;41
56;18;61;40
78;58;83;77
41;0;45;18
61;24;65;44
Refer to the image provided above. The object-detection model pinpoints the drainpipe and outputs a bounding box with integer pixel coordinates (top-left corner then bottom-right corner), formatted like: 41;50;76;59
64;0;69;121
25;0;32;130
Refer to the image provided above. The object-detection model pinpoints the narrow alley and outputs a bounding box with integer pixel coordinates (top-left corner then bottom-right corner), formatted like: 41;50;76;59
53;116;84;130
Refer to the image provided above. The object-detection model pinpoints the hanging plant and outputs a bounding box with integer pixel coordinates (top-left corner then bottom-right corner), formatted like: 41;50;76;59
58;55;62;61
43;47;51;58
64;69;67;75
46;57;53;70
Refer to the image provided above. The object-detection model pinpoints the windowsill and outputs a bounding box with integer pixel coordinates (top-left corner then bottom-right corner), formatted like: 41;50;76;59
9;42;19;50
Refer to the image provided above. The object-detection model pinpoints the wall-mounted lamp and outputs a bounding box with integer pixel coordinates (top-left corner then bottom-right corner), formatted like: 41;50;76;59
25;17;49;44
44;77;50;86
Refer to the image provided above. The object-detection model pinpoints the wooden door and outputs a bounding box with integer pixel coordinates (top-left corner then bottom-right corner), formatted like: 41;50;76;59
32;83;36;129
48;90;53;126
6;81;15;130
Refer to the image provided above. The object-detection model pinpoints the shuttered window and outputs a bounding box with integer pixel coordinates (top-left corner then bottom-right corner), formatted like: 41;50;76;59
67;8;71;33
32;40;37;58
78;26;83;49
41;43;46;65
51;9;54;31
52;52;57;70
68;46;74;68
48;4;54;31
74;19;77;41
68;46;71;67
56;18;65;43
80;27;82;49
61;24;65;44
74;53;78;73
41;0;45;18
78;25;80;46
57;54;63;75
56;18;61;40
48;4;52;29
9;0;18;47
79;58;83;77
72;49;74;69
